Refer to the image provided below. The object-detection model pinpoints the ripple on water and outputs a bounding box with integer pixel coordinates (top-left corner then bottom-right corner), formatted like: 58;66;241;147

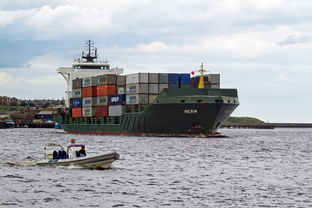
0;128;312;207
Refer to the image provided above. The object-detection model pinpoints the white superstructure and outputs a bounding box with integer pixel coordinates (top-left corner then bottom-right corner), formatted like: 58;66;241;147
57;41;124;107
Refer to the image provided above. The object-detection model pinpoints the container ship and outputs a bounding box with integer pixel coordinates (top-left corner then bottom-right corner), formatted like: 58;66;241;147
54;40;239;137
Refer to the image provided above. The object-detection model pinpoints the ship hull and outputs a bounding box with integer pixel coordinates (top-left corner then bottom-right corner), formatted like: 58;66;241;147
58;102;238;137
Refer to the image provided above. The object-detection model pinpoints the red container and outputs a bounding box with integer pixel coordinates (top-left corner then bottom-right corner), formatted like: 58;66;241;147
96;85;117;96
96;106;108;117
72;107;82;118
82;86;97;97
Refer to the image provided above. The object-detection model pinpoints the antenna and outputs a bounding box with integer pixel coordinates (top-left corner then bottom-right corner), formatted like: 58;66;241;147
81;40;98;62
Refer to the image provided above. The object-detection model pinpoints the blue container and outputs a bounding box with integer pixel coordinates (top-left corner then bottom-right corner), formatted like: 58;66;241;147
168;83;179;88
179;73;191;84
191;76;208;83
108;94;125;105
65;108;72;115
168;74;179;84
70;98;82;108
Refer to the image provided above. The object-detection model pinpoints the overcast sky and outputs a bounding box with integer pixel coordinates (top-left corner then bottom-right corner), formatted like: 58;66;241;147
1;0;312;122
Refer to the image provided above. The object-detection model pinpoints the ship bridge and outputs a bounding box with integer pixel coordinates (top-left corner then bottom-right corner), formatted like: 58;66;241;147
57;40;124;107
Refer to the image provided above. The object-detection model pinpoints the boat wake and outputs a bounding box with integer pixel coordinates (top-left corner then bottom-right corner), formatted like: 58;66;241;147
0;160;37;166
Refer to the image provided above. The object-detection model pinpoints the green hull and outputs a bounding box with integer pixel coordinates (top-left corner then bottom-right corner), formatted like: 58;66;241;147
55;88;239;137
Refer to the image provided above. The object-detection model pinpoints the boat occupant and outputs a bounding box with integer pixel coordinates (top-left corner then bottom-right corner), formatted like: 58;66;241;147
70;138;76;145
58;148;68;159
53;150;58;160
78;145;86;157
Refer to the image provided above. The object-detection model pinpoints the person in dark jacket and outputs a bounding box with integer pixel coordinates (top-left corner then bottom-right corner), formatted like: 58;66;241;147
78;145;86;157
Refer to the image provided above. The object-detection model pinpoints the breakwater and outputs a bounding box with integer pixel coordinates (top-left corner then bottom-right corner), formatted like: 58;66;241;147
269;123;312;128
221;124;274;129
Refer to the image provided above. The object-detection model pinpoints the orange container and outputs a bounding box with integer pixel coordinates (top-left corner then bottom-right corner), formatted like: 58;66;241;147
97;85;117;96
72;107;82;118
82;86;97;97
96;106;108;117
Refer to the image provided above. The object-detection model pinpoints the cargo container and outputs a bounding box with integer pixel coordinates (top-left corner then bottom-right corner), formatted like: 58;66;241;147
159;73;168;84
117;86;125;95
126;83;148;95
82;97;97;107
179;73;191;84
126;94;148;104
148;73;159;83
117;76;126;86
82;77;97;87
207;74;220;84
158;84;168;93
72;107;82;118
148;94;158;104
210;83;220;89
72;89;82;98
96;106;108;117
72;78;82;89
108;105;123;116
97;74;117;85
126;73;149;84
65;108;72;116
168;73;179;84
148;84;159;94
70;98;82;108
168;83;179;88
97;96;108;106
82;107;96;117
97;85;117;96
82;86;97;97
180;84;191;89
108;95;125;105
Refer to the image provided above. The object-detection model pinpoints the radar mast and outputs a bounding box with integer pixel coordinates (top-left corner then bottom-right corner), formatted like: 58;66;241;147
81;40;97;62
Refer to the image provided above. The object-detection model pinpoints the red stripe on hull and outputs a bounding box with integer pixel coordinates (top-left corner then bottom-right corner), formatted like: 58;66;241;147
64;130;225;138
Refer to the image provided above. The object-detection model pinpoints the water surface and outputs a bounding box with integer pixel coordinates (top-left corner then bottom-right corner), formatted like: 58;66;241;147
0;128;311;207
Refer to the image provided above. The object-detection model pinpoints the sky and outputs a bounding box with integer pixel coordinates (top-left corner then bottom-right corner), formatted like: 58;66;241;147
0;0;312;122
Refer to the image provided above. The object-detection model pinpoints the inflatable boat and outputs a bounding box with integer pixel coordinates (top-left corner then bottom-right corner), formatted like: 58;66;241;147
36;143;119;169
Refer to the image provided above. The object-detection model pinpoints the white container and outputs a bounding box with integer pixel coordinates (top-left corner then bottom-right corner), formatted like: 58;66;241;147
108;105;123;116
72;89;82;98
126;83;148;95
117;76;126;86
208;74;220;84
126;73;149;84
210;83;220;89
82;77;97;87
148;84;159;94
148;94;158;103
148;73;159;83
126;94;148;104
96;96;108;106
82;107;96;117
82;97;97;107
158;84;168;93
117;86;125;95
159;73;168;84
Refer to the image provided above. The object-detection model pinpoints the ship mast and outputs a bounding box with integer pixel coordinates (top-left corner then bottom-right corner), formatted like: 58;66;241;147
198;63;206;89
81;40;97;62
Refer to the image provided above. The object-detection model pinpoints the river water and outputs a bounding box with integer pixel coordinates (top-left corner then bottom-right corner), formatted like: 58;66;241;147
0;128;311;207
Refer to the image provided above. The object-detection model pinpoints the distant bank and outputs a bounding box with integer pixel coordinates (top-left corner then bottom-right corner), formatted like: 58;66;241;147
222;117;312;129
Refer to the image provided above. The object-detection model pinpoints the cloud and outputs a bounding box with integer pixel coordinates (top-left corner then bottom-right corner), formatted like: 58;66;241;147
25;5;112;39
0;9;35;27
